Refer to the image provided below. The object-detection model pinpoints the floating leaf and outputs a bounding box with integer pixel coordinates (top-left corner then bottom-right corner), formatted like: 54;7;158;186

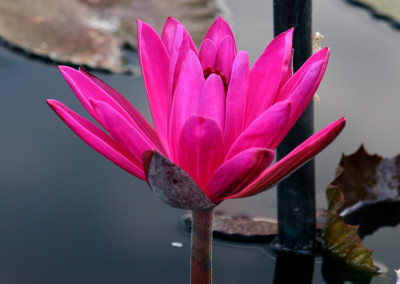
330;145;400;237
323;183;376;275
345;0;400;29
181;211;278;242
321;145;400;281
0;0;219;72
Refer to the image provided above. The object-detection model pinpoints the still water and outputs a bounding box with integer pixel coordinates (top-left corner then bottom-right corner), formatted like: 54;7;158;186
0;0;399;283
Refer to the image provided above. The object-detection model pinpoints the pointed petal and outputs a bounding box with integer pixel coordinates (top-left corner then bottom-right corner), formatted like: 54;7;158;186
169;51;205;159
90;99;160;166
229;117;346;199
203;16;236;50
59;66;165;153
197;74;226;131
287;60;325;123
47;99;145;179
161;17;197;56
167;24;190;95
143;151;216;210
245;28;294;127
226;101;291;160
178;115;224;192
137;19;170;148
224;51;249;151
213;35;236;83
198;39;217;69
275;47;329;103
274;60;326;145
207;148;274;201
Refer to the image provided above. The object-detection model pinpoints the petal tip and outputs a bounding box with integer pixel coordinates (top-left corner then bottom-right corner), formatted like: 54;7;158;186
318;46;330;58
339;116;347;128
46;99;59;110
58;66;74;77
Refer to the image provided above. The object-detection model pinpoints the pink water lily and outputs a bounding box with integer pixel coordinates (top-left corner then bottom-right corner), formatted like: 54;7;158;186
47;17;345;210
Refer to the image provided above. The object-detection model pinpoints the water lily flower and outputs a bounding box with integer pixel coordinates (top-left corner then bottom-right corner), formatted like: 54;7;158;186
47;16;346;284
47;16;345;210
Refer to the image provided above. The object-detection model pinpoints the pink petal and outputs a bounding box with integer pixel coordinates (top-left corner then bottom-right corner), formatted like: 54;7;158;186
206;148;274;202
245;28;294;127
227;117;346;199
203;16;236;50
167;24;191;95
273;60;326;146
90;99;160;165
169;51;205;160
224;51;249;151
198;39;217;69
213;35;236;83
275;47;329;103
161;17;197;56
178;115;224;192
47;99;145;180
226;101;292;160
197;74;226;131
143;151;215;210
137;19;170;148
59;66;165;153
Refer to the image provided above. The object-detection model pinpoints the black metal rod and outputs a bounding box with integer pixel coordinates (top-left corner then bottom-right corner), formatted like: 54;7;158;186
274;0;316;252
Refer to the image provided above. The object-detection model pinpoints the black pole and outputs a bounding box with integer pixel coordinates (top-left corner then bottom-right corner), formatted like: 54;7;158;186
274;0;316;252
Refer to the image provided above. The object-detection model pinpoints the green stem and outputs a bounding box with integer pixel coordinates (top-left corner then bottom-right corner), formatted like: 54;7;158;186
190;207;215;284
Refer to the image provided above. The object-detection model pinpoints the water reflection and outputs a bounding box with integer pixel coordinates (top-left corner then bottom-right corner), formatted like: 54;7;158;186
322;253;373;284
273;252;315;284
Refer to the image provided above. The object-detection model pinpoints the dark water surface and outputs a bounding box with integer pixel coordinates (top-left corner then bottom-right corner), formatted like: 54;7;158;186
1;0;399;283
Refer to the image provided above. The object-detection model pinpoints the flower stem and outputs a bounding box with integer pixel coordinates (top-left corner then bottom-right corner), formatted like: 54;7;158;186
190;207;215;284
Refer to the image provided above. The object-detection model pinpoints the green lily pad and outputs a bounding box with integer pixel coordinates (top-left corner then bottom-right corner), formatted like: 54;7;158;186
323;183;376;274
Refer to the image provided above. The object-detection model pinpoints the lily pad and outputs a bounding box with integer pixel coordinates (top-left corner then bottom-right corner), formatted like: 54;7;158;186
330;145;400;236
0;0;219;72
322;145;400;281
346;0;400;29
323;183;376;278
181;211;278;242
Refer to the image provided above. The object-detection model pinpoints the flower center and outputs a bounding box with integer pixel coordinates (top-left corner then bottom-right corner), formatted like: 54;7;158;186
203;67;228;90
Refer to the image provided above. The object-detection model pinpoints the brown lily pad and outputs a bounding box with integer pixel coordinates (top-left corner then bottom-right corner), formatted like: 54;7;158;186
0;0;219;72
331;145;400;231
181;211;278;242
321;145;400;281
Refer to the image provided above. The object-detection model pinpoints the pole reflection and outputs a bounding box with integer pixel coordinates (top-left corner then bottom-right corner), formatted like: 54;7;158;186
273;251;315;284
